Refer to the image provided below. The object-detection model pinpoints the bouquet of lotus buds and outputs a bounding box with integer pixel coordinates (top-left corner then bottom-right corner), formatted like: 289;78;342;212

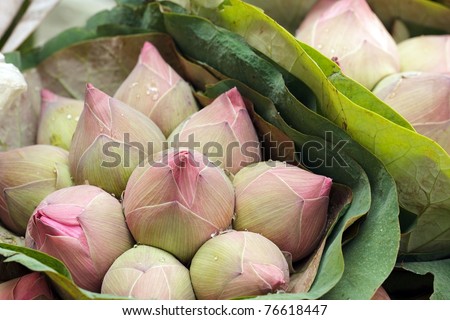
0;0;449;300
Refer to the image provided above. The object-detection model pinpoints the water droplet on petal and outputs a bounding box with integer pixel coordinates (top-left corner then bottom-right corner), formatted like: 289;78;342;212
211;231;219;238
133;244;138;248
330;48;335;54
146;85;159;101
213;256;218;261
159;257;166;263
388;92;396;98
67;114;72;120
317;44;323;49
75;116;80;122
130;82;139;88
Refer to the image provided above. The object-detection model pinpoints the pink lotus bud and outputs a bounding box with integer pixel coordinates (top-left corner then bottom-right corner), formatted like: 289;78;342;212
168;87;260;174
123;148;235;263
371;286;390;300
373;72;450;154
0;272;53;300
233;161;332;262
398;35;450;73
25;185;134;292
69;84;166;197
114;42;198;137
295;0;400;89
190;231;289;300
0;145;73;235
102;245;195;299
37;89;84;150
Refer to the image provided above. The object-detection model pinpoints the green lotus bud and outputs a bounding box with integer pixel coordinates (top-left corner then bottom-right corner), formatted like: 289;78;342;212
398;35;450;73
114;42;198;137
295;0;400;89
373;72;450;153
233;161;331;262
123;148;235;264
102;245;195;299
37;89;83;150
0;145;73;235
69;83;166;197
190;231;289;300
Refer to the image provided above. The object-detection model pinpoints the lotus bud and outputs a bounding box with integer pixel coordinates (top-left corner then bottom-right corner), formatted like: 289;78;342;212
190;231;289;300
37;89;84;150
0;53;28;152
69;84;166;197
295;0;400;89
25;185;134;292
0;54;27;109
398;35;450;73
168;87;260;174
123;148;234;263
114;42;198;137
0;272;53;300
371;286;390;300
102;245;195;299
373;72;450;153
0;145;73;235
233;161;332;262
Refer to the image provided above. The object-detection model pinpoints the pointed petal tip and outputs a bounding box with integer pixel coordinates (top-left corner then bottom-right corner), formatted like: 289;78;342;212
251;263;288;291
139;41;164;66
142;41;156;53
40;89;56;114
40;89;57;102
225;87;246;109
321;177;333;196
84;83;111;115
